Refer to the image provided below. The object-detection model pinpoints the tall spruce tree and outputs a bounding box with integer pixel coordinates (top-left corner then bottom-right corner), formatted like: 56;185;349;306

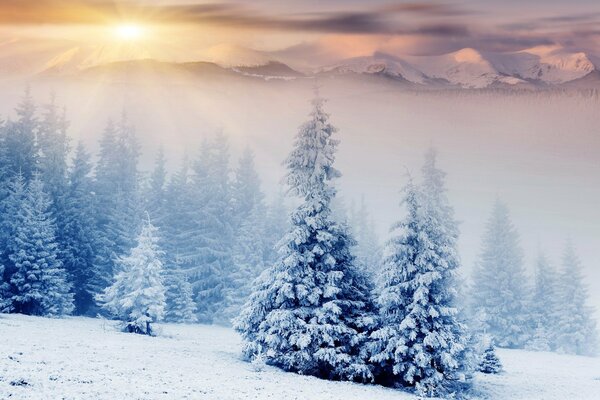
108;114;142;259
0;117;11;303
349;195;381;274
231;148;263;226
93;116;142;301
161;157;200;323
470;200;530;348
0;174;28;312
8;176;73;316
38;96;70;216
146;148;167;226
3;88;38;181
555;242;598;356
0;117;10;202
99;218;166;335
220;148;268;325
92;120;121;296
527;253;560;351
61;143;101;314
163;259;198;324
369;152;470;397
235;95;376;382
222;204;267;325
37;98;74;307
421;149;459;242
0;264;6;312
189;134;234;324
162;156;194;262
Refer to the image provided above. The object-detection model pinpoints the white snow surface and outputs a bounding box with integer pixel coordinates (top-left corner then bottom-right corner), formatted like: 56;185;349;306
1;314;600;400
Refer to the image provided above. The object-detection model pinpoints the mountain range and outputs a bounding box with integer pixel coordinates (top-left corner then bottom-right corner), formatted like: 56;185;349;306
322;46;597;88
2;40;599;89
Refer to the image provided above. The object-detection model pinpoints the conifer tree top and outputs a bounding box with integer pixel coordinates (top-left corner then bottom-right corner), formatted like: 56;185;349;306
284;94;341;199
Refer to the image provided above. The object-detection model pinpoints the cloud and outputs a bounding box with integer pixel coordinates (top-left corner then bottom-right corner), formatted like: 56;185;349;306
539;12;600;24
379;3;475;17
0;0;471;37
131;2;472;36
1;0;597;58
502;12;600;32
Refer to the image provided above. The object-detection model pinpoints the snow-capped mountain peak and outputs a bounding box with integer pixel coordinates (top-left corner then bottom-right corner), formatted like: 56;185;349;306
518;45;594;83
409;48;502;88
451;47;486;63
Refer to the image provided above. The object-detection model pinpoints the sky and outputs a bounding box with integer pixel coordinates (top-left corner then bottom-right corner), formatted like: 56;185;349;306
2;0;600;66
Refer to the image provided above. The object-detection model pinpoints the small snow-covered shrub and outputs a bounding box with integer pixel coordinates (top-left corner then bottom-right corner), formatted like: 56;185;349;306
251;351;267;372
479;344;502;374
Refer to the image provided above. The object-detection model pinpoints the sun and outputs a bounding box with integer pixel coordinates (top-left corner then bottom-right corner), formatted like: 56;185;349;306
114;24;145;41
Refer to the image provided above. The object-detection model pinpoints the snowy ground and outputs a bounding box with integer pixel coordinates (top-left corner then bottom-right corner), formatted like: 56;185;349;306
1;314;599;400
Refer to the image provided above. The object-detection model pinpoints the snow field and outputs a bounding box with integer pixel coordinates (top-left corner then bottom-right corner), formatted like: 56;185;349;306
1;314;599;400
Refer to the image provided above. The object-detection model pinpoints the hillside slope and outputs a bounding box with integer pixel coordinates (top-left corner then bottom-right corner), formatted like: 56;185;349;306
1;314;599;399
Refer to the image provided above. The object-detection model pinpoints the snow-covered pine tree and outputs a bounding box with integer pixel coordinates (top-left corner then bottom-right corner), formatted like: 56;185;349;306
235;94;376;383
349;195;381;275
222;204;267;325
470;200;530;348
106;114;142;262
0;263;6;312
91;120;121;298
8;175;74;316
37;96;70;228
231;149;266;262
231;148;264;226
163;275;197;323
527;325;552;352
479;343;502;374
145;150;198;324
3;88;38;181
421;148;459;242
0;174;28;312
369;172;470;397
98;218;166;335
526;253;560;351
189;134;234;324
0;117;10;200
330;190;350;224
160;157;204;321
61;143;102;314
163;256;198;323
421;148;472;390
219;148;269;325
0;119;12;310
555;241;599;356
146;148;167;226
106;190;143;265
92;116;142;300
